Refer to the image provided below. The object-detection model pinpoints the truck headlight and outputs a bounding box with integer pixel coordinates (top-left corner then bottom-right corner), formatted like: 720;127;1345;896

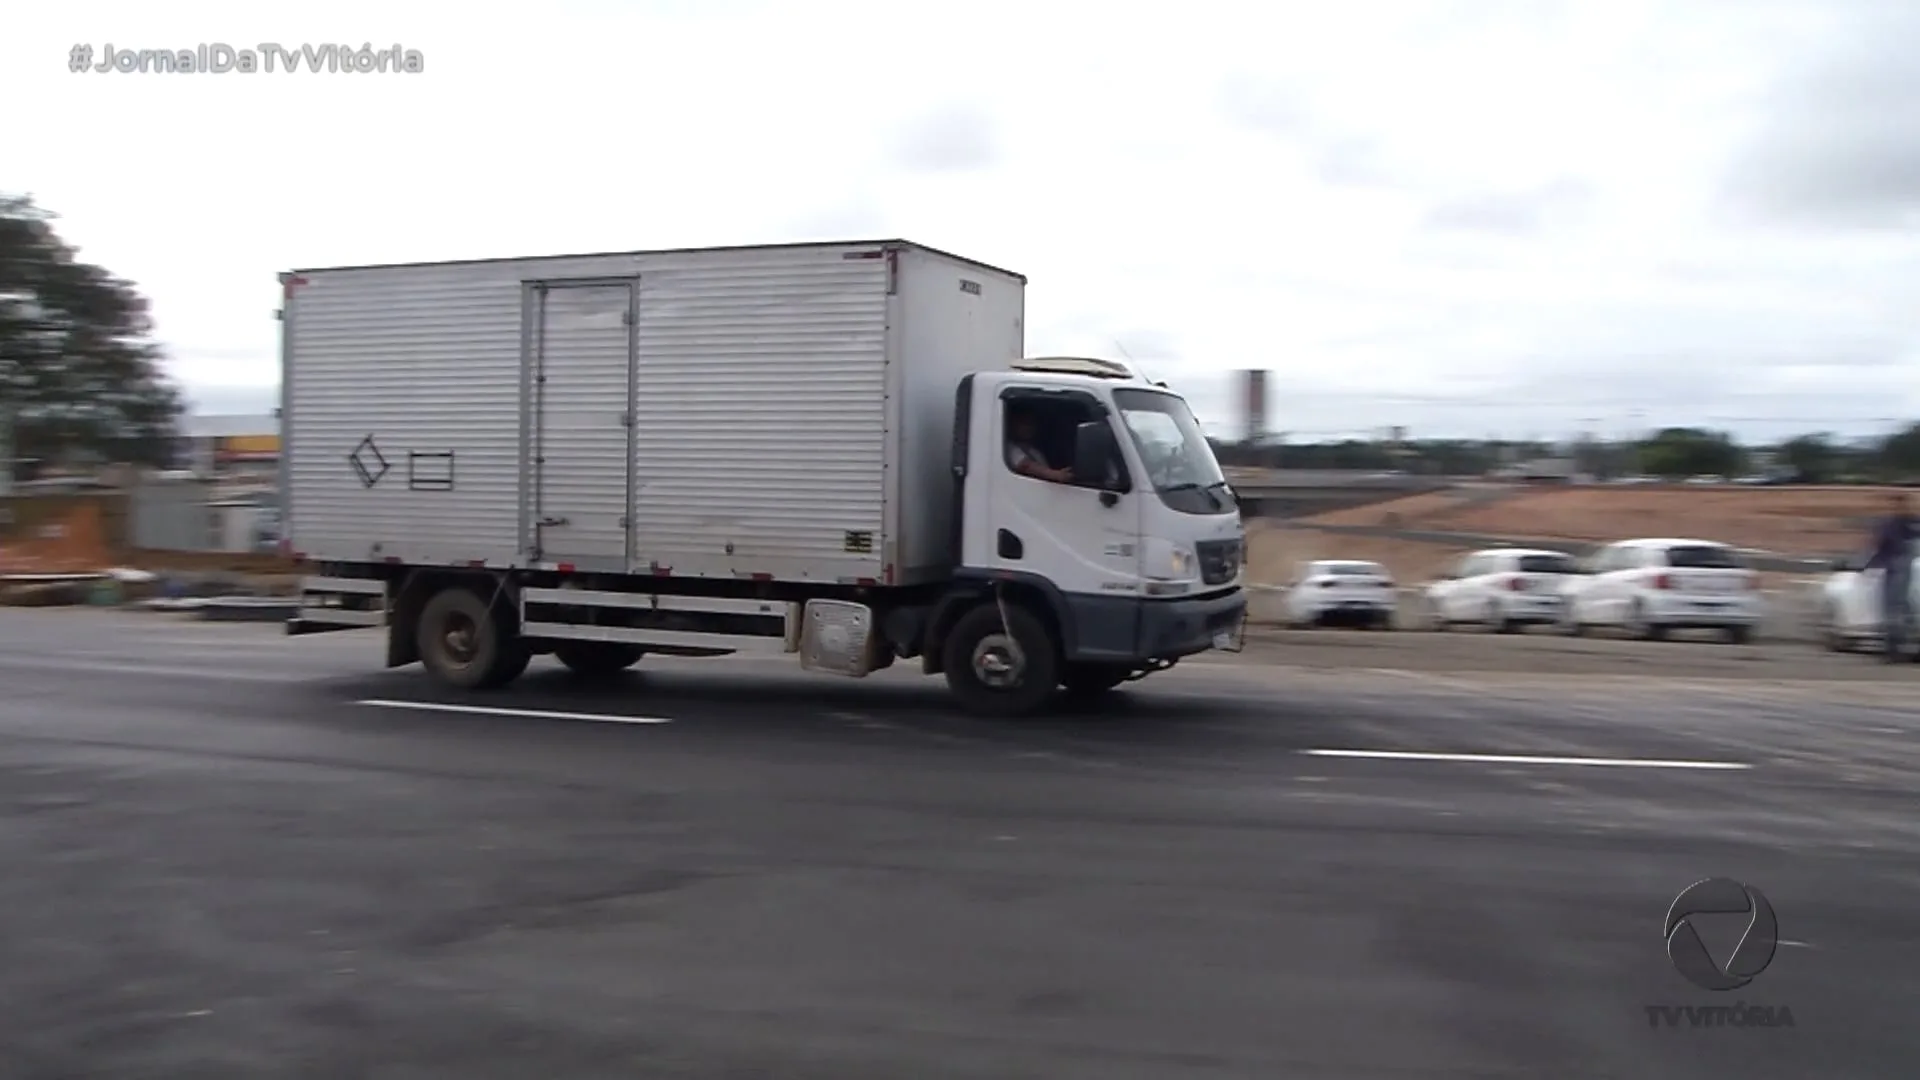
1167;546;1195;580
1144;540;1198;583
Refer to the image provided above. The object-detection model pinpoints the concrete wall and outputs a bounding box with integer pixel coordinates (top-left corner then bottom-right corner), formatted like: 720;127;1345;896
130;479;220;552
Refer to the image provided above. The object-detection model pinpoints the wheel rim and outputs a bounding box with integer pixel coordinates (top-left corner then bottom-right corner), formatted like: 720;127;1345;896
442;611;479;667
971;633;1024;689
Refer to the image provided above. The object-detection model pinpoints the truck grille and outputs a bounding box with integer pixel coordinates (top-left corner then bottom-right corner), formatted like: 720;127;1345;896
1195;538;1243;586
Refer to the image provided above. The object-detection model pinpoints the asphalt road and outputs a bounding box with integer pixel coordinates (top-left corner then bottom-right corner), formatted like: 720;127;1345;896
1;611;1917;1079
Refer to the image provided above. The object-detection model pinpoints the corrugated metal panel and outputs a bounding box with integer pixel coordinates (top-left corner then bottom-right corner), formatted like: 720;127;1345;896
628;249;889;576
286;244;901;578
287;253;629;565
534;281;634;567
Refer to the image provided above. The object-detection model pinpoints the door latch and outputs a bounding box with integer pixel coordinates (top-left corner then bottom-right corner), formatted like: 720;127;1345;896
538;515;570;527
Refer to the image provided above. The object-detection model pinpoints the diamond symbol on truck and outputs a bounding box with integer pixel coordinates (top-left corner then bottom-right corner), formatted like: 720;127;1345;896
348;435;390;488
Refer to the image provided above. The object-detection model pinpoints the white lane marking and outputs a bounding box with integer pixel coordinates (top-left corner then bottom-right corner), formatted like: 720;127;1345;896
356;699;671;725
0;657;292;683
1300;748;1752;770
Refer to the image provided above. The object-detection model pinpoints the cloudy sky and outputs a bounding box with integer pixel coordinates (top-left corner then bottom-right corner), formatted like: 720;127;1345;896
7;0;1918;443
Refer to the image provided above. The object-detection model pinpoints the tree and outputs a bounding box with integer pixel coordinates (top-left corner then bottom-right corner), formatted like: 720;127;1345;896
1877;422;1920;478
1777;432;1838;483
1634;427;1745;478
0;194;183;468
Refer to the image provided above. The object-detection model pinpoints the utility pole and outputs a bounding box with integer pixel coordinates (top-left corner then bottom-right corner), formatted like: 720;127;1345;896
0;405;12;498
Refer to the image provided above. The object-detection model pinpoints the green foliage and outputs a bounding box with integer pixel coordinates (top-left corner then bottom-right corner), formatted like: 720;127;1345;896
1877;422;1920;477
1777;432;1838;483
0;193;183;467
1631;428;1745;478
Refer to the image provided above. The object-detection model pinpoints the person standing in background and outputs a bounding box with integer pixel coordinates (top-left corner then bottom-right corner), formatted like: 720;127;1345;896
1865;492;1917;662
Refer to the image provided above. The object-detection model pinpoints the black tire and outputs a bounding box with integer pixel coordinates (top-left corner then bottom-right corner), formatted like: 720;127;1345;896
1629;601;1666;641
1725;624;1753;645
1490;602;1518;635
942;602;1060;718
1371;611;1395;631
494;644;532;683
1820;607;1851;653
417;586;518;690
554;641;645;677
1061;662;1133;696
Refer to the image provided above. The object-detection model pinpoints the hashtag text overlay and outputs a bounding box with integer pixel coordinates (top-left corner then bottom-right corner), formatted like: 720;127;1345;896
70;43;425;75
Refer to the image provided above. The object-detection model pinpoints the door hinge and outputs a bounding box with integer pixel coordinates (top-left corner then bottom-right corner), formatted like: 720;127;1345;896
620;412;634;427
619;515;631;529
622;310;635;326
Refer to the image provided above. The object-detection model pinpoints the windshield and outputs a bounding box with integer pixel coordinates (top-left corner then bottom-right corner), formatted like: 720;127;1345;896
1518;554;1577;574
1112;388;1229;514
1667;544;1743;569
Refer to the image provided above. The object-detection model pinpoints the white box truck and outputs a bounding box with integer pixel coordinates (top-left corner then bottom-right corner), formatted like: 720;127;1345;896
283;240;1247;716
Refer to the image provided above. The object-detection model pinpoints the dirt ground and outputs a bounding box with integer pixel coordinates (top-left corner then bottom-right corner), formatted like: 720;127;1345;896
1301;485;1904;556
1246;524;1469;585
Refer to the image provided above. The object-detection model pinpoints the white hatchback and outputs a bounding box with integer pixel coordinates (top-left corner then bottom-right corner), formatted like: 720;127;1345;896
1421;547;1578;633
1813;554;1920;652
1560;538;1764;643
1283;560;1398;629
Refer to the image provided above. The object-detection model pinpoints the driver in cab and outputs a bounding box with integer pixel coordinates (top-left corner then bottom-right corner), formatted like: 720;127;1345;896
1007;410;1075;484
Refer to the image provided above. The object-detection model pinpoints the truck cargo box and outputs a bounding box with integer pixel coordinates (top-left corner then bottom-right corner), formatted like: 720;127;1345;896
282;240;1025;586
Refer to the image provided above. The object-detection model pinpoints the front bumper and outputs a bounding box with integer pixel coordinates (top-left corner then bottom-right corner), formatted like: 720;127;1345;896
1137;588;1248;659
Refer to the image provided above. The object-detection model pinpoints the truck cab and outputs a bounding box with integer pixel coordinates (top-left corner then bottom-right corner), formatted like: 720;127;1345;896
838;357;1247;713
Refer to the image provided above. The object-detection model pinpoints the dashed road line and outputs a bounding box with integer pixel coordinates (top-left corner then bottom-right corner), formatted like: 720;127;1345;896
1301;748;1754;770
357;699;671;725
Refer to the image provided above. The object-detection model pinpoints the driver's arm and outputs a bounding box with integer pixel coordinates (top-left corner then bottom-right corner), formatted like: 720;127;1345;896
1010;444;1073;484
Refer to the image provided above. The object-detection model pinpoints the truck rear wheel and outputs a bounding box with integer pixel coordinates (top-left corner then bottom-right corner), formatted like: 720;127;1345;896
942;602;1059;718
418;586;522;690
554;642;645;677
1060;662;1132;696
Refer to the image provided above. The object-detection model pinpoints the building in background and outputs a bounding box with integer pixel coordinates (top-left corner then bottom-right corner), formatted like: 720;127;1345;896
1239;369;1270;444
179;413;280;485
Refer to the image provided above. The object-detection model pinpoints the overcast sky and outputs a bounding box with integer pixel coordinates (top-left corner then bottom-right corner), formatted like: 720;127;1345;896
7;0;1918;443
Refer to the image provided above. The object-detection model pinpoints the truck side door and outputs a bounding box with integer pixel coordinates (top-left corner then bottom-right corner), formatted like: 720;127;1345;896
981;386;1143;603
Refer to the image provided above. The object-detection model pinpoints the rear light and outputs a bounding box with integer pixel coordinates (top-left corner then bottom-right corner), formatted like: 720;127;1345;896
1746;574;1761;591
1654;573;1672;590
1506;576;1527;591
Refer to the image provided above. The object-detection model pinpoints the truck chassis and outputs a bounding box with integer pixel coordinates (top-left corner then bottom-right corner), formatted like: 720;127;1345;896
292;563;1245;717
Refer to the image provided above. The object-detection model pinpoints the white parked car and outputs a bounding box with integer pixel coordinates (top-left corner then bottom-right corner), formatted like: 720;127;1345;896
1813;554;1920;652
1284;560;1397;629
1422;547;1578;633
1560;538;1763;643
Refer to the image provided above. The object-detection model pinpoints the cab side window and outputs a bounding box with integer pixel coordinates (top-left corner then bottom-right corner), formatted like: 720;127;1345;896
1001;394;1104;487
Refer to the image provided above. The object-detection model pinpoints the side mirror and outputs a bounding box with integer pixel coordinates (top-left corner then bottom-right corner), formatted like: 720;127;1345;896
1831;556;1856;573
1073;421;1127;493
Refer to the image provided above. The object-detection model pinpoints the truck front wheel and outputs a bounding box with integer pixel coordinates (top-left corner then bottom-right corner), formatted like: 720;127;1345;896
942;602;1060;717
418;586;524;690
554;642;645;677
